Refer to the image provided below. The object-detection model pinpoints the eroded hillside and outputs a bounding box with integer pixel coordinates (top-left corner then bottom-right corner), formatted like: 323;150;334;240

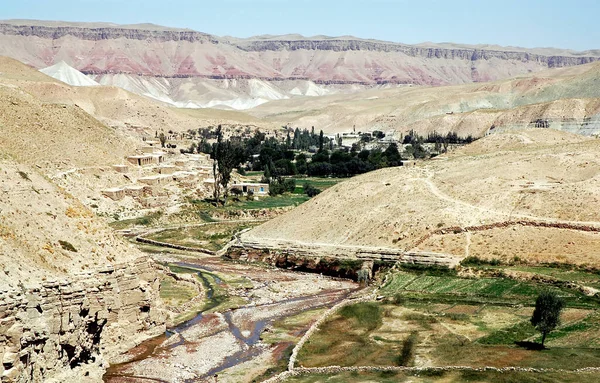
0;58;167;382
249;62;600;136
0;57;264;138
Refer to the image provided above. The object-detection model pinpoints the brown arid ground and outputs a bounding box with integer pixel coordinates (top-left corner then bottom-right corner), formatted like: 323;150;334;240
0;158;139;287
243;129;600;267
0;57;173;382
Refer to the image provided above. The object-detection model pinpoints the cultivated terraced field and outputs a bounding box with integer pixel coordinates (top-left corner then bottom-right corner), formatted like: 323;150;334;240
293;266;600;381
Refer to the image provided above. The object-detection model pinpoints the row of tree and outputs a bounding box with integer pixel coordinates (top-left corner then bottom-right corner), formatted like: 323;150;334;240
208;125;477;203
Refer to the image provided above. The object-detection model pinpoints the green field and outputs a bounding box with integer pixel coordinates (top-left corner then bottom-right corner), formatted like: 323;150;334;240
297;268;600;373
379;269;597;308
290;176;344;193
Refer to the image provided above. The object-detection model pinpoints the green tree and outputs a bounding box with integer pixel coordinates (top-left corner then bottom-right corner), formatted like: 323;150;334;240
211;125;245;204
319;130;324;152
530;290;565;346
159;132;167;148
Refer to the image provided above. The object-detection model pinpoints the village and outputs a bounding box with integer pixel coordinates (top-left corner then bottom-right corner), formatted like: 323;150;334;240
99;134;270;209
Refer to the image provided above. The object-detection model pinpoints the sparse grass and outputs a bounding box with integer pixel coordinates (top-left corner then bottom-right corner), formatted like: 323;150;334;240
109;210;164;230
339;302;383;331
146;221;261;251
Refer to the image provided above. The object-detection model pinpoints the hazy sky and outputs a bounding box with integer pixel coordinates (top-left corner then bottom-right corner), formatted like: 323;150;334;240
2;0;598;51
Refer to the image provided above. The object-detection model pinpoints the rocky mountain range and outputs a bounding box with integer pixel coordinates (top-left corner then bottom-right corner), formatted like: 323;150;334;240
1;19;599;109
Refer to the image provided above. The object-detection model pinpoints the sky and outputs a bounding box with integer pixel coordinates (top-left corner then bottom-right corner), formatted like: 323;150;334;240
1;0;599;51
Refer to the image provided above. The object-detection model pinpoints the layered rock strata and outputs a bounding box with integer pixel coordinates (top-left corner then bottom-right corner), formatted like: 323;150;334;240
0;257;165;382
0;21;598;85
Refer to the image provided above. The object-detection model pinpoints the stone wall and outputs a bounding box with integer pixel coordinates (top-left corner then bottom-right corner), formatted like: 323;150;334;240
413;219;600;248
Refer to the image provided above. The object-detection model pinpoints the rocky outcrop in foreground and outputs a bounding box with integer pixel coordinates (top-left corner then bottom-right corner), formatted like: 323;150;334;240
0;257;166;383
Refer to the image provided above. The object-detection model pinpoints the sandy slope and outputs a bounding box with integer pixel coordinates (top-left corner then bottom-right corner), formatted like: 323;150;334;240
0;159;145;289
243;129;600;266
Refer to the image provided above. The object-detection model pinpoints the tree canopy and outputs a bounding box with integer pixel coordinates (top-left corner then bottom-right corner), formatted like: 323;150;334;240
530;290;565;346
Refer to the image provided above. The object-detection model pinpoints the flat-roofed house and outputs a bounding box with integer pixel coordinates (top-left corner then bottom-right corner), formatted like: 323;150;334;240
230;182;269;195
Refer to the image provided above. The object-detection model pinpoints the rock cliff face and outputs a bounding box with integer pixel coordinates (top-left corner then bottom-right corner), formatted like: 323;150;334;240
0;258;165;382
235;39;597;68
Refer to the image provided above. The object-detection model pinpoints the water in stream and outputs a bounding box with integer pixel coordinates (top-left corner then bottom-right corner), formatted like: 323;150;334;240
104;258;356;382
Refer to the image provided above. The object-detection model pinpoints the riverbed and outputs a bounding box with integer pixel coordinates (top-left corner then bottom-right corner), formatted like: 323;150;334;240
104;252;357;383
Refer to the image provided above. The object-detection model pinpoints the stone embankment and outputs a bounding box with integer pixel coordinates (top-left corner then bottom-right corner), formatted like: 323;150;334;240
135;236;216;255
0;257;166;382
226;236;460;279
413;219;600;248
264;365;600;382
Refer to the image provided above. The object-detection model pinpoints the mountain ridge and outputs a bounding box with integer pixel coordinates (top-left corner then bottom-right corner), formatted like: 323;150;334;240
1;19;598;57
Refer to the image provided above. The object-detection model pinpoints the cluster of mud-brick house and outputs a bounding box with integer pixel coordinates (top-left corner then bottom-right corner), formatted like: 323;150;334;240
102;141;269;203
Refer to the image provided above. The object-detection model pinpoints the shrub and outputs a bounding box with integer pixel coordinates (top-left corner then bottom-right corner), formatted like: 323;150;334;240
17;171;30;181
303;182;321;197
269;177;296;196
58;240;78;252
357;268;370;284
461;256;501;267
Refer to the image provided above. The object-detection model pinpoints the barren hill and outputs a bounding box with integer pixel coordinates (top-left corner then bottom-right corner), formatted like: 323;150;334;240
241;129;600;267
0;57;264;141
0;19;598;109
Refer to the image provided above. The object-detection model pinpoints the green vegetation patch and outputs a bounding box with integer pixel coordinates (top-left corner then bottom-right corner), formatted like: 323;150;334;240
166;263;246;324
160;276;198;307
477;321;537;345
109;210;164;230
58;240;77;252
380;270;594;308
339;302;383;331
283;370;600;383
